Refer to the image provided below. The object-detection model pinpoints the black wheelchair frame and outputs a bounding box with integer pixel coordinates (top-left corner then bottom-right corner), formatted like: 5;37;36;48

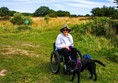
50;43;82;74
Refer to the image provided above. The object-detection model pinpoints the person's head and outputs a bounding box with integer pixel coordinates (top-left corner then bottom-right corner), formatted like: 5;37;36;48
60;24;71;36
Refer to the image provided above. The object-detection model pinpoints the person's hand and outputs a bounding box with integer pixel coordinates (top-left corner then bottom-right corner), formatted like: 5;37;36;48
65;46;71;51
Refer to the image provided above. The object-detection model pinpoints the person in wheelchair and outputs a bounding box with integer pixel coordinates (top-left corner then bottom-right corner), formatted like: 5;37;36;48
55;24;78;70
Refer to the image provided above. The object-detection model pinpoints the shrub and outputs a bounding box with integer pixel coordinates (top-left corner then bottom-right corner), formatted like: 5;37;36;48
10;13;32;26
17;25;31;31
10;13;25;25
111;36;118;47
44;15;50;24
111;20;118;34
90;17;112;36
72;17;118;38
71;23;91;35
112;12;118;19
72;17;118;63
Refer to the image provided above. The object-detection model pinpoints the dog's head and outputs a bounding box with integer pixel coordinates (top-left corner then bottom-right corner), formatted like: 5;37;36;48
68;60;82;71
68;60;76;70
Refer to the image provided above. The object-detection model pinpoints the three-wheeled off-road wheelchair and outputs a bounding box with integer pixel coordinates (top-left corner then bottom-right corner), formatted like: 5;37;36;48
50;43;83;74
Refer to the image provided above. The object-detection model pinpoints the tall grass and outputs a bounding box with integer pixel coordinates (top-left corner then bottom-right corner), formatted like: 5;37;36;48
31;17;89;29
0;17;89;35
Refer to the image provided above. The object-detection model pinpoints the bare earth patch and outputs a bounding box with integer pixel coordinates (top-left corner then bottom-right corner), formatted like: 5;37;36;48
21;42;40;48
1;45;40;57
0;69;7;77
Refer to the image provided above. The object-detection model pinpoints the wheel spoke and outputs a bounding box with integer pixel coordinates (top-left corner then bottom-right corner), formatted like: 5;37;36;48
50;51;60;74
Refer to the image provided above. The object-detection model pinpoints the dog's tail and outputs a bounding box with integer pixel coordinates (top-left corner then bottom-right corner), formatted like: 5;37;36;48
93;60;105;67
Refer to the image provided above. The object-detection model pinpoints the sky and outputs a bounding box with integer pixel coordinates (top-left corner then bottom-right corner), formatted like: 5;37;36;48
0;0;116;15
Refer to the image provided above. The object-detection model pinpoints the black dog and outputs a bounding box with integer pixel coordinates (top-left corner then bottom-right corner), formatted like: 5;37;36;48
70;59;105;83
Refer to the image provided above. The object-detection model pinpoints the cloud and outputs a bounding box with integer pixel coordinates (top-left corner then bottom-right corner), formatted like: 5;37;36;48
66;0;114;8
107;0;114;2
0;0;40;4
0;0;115;7
14;0;31;1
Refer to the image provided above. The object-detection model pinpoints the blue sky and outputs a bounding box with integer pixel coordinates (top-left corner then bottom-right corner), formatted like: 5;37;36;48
0;0;115;15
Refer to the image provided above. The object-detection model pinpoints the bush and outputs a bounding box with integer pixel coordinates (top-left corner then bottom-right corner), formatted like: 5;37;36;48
0;16;10;20
17;25;31;31
111;20;118;34
72;17;118;37
44;15;50;24
90;17;112;36
10;13;32;26
72;17;118;63
71;23;91;35
111;36;118;47
10;13;25;25
112;12;118;19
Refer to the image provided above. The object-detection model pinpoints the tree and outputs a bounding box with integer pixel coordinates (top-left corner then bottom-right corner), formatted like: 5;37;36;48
101;6;117;17
56;10;70;17
85;14;90;16
114;0;118;4
0;7;10;17
47;9;57;17
91;7;101;16
33;6;49;16
91;6;118;17
9;10;16;16
114;0;118;8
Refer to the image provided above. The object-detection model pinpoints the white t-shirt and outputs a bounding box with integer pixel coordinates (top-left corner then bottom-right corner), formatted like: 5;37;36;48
55;33;74;50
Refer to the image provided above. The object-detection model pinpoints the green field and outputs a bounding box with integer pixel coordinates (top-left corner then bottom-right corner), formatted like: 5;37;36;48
0;17;118;83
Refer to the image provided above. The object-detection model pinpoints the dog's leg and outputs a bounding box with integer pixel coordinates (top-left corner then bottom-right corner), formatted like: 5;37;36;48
93;65;97;81
89;73;93;79
89;66;97;81
77;71;80;83
94;72;97;81
89;71;93;79
87;67;93;79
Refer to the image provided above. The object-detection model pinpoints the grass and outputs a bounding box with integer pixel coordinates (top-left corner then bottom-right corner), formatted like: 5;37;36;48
0;17;118;83
0;29;118;83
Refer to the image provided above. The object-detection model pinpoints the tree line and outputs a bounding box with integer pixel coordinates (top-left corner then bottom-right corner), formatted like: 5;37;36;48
0;5;118;18
0;6;73;18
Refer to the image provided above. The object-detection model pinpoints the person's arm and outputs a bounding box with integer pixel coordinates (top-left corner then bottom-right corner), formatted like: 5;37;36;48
69;34;74;47
55;34;64;49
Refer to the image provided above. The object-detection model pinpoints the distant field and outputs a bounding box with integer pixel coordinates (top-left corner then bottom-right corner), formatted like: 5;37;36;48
0;17;89;28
